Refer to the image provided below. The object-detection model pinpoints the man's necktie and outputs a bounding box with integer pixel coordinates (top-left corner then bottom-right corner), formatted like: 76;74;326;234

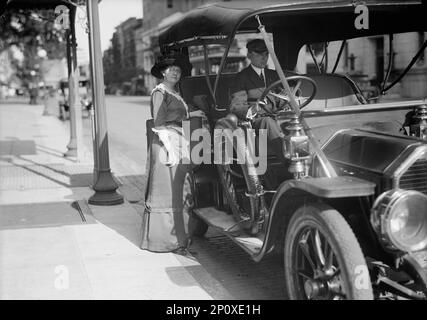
259;70;265;87
260;70;274;109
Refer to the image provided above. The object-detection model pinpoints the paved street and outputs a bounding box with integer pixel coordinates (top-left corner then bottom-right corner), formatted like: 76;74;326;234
81;96;151;202
91;96;150;175
0;96;285;300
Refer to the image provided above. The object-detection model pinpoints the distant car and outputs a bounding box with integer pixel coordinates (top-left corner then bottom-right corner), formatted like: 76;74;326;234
15;88;25;96
58;77;92;120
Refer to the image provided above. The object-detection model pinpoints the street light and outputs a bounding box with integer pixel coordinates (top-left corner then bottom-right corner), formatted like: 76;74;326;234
37;48;47;59
86;0;123;205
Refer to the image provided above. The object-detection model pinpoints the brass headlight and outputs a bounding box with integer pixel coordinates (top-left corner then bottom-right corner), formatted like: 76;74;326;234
371;189;427;252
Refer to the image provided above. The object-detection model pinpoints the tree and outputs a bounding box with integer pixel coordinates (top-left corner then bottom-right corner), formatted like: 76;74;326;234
0;7;67;88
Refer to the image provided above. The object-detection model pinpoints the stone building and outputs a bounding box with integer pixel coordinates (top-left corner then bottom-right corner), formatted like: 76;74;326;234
103;17;143;94
135;24;145;71
141;0;236;91
119;18;143;72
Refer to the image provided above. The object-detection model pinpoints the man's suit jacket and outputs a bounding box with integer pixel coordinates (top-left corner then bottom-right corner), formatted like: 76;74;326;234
230;66;279;119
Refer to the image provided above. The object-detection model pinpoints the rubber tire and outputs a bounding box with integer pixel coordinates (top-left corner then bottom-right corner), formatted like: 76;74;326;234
284;203;374;300
189;213;209;238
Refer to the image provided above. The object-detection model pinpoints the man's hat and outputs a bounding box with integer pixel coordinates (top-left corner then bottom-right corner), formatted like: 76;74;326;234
246;39;268;53
151;52;192;79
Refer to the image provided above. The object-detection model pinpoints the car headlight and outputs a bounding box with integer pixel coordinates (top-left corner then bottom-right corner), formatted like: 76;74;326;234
371;189;427;252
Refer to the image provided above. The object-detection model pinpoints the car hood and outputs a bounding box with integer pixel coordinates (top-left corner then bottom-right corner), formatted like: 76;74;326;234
322;128;425;174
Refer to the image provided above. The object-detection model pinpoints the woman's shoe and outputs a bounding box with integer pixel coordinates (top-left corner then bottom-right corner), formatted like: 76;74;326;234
173;247;190;256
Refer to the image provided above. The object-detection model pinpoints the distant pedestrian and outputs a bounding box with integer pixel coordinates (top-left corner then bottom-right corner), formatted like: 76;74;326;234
141;52;206;254
29;85;38;105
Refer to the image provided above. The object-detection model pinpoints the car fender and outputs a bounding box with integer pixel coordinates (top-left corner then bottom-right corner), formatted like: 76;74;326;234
253;176;376;261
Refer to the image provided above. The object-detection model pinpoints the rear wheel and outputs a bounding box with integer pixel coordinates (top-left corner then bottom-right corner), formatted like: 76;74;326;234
215;119;267;235
284;204;373;300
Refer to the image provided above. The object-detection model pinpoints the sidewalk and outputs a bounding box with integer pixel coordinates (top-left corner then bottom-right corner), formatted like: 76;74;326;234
0;100;232;300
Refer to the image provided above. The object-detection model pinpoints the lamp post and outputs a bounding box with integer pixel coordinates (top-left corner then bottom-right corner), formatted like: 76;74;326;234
64;6;83;159
86;0;123;205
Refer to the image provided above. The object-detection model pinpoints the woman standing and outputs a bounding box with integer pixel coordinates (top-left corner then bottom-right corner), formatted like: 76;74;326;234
141;53;205;254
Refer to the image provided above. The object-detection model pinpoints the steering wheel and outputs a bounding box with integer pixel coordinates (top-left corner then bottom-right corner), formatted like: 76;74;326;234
256;75;317;114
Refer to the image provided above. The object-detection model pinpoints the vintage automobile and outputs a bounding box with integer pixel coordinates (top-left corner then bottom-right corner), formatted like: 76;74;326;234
153;0;427;300
58;77;93;120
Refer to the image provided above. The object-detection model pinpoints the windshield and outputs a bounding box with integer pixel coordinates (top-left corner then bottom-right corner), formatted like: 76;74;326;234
298;32;427;103
187;32;275;76
191;30;427;104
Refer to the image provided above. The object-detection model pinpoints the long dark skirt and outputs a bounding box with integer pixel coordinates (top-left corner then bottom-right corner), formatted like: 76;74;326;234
141;131;193;252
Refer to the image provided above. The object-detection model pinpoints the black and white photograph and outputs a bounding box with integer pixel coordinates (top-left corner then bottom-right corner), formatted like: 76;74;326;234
0;0;427;306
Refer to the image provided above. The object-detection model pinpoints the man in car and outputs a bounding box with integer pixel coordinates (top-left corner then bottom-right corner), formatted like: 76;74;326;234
230;39;287;164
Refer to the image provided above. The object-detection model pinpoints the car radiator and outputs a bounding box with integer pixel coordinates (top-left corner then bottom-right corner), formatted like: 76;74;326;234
398;158;427;195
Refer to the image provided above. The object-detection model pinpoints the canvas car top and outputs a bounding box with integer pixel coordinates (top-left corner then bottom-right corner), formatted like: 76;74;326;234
159;0;426;51
6;0;72;10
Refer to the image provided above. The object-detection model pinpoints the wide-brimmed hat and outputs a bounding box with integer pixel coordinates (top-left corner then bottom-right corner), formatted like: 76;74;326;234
151;52;192;79
246;39;268;53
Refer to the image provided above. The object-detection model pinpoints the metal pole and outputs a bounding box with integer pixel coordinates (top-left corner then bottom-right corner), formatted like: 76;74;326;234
308;45;322;74
332;40;347;74
255;15;337;178
90;98;99;184
64;6;83;159
66;29;72;78
87;0;123;205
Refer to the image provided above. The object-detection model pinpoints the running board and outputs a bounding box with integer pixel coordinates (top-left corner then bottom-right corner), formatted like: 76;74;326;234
194;206;265;256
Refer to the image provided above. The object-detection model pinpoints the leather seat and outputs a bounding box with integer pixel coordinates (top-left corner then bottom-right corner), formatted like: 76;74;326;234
300;73;365;110
179;73;236;121
180;72;365;114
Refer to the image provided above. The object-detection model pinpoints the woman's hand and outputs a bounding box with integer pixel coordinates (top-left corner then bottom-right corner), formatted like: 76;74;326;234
152;127;179;166
189;109;207;119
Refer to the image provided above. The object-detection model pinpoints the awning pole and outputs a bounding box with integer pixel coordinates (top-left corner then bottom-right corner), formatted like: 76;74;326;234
65;5;83;159
332;40;346;73
202;44;216;106
87;0;123;205
381;34;394;94
255;15;337;178
308;45;322;74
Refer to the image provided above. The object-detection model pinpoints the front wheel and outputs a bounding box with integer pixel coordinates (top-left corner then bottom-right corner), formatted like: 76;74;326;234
284;204;373;300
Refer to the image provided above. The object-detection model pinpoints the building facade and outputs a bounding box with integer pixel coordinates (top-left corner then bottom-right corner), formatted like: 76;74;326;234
103;17;143;94
135;24;145;71
141;0;234;91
